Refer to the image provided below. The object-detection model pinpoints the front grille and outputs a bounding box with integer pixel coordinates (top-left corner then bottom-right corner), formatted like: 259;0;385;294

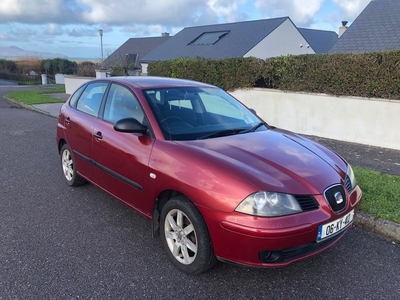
324;185;346;212
281;229;346;261
295;195;319;212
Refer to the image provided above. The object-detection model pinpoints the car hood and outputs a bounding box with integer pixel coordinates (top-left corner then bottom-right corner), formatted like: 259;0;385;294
178;129;348;195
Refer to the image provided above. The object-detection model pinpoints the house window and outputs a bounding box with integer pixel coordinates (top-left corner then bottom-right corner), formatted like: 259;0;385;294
189;31;229;45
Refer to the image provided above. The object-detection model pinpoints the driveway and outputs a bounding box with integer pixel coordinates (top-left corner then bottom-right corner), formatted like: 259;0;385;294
0;79;18;85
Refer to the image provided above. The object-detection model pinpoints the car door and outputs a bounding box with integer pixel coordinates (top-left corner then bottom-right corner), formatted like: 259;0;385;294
91;83;155;213
63;81;108;180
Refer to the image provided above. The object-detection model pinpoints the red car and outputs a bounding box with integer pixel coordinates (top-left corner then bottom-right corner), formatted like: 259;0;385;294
56;76;362;274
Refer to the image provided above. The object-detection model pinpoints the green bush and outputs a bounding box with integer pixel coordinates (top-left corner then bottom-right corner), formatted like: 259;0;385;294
149;57;266;91
0;59;18;73
41;58;77;75
148;50;400;99
76;61;97;77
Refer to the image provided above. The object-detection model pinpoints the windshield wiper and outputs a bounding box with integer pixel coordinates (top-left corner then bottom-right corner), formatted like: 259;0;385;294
242;122;267;133
197;128;247;140
197;122;268;140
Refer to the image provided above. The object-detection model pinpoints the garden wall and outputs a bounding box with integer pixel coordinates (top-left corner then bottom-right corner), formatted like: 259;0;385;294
232;88;400;150
64;75;93;94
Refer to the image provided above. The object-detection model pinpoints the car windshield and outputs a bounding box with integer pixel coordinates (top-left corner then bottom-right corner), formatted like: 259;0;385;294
143;86;267;141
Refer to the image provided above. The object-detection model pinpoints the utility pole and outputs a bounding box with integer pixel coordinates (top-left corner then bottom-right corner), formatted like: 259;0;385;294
99;29;104;69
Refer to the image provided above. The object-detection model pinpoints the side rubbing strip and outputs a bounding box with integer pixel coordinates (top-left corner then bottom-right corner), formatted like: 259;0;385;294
73;150;143;191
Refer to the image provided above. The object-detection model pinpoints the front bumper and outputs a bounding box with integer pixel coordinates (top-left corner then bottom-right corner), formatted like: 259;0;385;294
199;185;362;267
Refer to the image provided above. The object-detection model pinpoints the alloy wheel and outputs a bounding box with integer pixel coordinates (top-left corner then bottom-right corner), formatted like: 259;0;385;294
164;208;198;265
62;148;74;181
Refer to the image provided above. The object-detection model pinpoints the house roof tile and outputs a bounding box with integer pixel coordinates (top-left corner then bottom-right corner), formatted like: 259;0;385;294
329;0;400;53
103;36;170;68
140;17;290;62
298;28;338;53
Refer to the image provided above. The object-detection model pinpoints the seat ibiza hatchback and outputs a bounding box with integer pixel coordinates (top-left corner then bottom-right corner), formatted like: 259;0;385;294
56;76;362;274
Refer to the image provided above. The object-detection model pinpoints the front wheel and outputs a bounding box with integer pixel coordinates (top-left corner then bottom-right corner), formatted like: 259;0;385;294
60;143;86;186
160;196;216;274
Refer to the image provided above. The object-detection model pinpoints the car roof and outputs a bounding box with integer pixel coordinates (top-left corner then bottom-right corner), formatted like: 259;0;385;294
97;76;216;89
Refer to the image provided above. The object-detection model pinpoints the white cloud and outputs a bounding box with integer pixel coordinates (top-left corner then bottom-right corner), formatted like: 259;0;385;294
0;0;74;23
77;0;215;26
0;33;21;42
207;0;249;23
255;0;324;25
122;24;166;36
0;0;372;28
44;23;64;35
332;0;370;20
0;0;252;27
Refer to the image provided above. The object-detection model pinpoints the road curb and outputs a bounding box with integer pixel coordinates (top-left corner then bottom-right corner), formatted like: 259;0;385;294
354;211;400;242
4;96;38;112
4;96;59;117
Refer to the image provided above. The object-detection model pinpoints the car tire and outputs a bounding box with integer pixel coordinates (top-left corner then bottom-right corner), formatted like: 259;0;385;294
160;196;217;274
60;143;86;187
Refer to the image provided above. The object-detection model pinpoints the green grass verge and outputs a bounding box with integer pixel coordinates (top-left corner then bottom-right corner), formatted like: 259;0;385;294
5;85;66;105
354;166;400;224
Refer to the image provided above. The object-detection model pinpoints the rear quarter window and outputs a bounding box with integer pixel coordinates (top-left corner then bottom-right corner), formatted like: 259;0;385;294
76;82;108;117
69;85;86;108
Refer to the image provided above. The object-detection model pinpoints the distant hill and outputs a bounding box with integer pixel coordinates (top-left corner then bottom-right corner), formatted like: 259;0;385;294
0;46;67;59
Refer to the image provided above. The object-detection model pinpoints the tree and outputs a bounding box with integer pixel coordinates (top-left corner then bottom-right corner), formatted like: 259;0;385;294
0;59;17;73
77;61;97;77
41;58;77;75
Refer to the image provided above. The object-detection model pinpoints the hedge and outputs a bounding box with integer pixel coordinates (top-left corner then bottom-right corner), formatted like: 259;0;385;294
41;58;77;75
148;50;400;100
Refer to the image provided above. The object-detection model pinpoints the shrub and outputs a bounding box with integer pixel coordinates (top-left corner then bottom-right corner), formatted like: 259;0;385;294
148;50;400;99
76;61;97;77
41;58;77;75
15;58;41;76
0;59;18;73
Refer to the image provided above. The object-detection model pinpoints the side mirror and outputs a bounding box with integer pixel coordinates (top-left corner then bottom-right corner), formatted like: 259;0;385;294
114;118;148;134
249;108;257;115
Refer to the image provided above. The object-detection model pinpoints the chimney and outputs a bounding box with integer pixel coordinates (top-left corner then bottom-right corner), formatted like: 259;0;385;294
339;21;348;37
162;32;170;37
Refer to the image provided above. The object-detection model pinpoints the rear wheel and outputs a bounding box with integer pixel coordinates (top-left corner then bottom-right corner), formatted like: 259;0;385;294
60;143;86;186
160;196;216;274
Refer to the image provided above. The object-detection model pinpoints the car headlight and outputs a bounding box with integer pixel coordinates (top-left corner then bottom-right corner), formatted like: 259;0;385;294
346;165;357;192
235;192;302;217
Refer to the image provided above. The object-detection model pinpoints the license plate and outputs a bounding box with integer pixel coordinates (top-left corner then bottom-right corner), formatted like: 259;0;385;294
317;210;354;242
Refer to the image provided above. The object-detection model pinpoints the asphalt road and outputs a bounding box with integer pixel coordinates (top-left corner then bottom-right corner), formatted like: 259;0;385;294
0;86;399;299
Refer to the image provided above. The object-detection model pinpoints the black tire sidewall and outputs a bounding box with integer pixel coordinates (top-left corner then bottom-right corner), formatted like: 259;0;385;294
160;196;215;274
60;144;85;187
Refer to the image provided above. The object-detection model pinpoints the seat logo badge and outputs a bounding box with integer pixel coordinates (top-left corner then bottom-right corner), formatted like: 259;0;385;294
334;192;343;204
150;173;156;179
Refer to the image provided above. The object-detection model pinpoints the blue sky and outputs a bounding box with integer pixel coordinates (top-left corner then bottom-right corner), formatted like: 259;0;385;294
0;0;371;60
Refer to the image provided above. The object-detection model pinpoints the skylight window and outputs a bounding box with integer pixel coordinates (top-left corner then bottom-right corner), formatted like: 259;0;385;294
189;31;229;45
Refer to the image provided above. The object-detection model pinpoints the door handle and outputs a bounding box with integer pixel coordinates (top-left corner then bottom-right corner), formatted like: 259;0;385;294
94;132;103;139
65;117;71;124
